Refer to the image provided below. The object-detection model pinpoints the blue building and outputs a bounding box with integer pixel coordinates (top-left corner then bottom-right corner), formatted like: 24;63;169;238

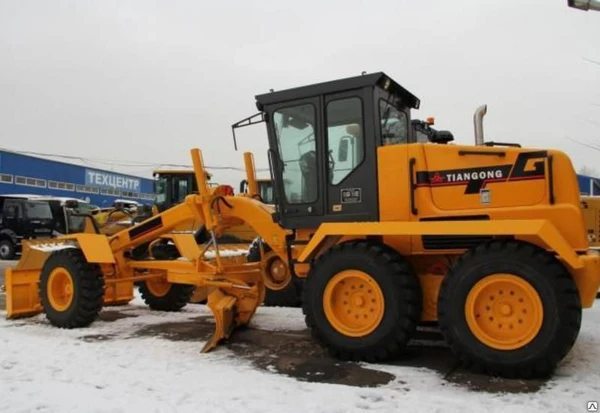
0;150;155;207
577;174;600;196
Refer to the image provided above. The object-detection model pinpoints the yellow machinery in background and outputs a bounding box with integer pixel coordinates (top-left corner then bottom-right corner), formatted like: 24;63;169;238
5;72;600;379
579;196;600;298
581;196;600;249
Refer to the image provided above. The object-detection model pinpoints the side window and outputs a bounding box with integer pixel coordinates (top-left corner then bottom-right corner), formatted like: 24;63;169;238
170;177;188;204
177;179;188;202
259;182;274;204
326;97;364;185
273;104;317;204
3;200;20;218
155;177;167;204
380;99;408;145
24;202;53;220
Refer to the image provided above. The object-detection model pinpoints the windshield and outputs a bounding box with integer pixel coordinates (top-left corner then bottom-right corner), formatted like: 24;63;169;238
24;201;53;220
273;104;318;204
380;99;408;145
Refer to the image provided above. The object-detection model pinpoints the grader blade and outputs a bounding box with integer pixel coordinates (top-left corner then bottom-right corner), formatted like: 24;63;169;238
5;267;43;318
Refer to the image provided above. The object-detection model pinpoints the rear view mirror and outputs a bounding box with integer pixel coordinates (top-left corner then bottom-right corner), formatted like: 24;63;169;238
338;138;349;162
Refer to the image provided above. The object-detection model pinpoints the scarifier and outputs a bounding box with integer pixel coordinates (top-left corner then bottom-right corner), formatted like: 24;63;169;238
6;72;600;378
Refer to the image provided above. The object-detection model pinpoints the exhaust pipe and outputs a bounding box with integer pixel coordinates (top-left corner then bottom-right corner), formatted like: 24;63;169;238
473;104;487;146
568;0;600;11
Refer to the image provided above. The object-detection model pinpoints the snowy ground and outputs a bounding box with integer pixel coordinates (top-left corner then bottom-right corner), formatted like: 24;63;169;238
1;272;600;412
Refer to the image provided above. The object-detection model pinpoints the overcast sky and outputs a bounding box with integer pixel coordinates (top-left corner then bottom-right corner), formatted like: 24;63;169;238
1;0;599;185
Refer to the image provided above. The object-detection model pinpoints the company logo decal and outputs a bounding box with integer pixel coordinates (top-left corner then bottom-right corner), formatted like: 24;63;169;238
416;151;547;194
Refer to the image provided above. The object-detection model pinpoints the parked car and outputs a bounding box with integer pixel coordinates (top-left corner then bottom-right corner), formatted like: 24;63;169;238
30;196;97;235
0;195;55;260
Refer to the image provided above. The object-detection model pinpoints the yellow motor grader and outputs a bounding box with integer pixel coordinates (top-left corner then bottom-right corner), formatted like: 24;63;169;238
5;72;600;379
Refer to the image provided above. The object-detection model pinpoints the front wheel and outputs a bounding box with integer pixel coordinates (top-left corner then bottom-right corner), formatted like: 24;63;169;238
437;240;582;378
302;241;422;362
39;249;105;328
0;239;15;260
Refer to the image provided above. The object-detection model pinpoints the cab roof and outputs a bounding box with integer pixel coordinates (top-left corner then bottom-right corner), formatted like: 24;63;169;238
255;72;420;110
152;169;212;179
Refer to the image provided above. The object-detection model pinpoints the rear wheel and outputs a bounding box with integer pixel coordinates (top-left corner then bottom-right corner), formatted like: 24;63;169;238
438;240;582;378
39;249;105;328
302;241;421;361
139;277;195;312
0;239;15;260
247;239;302;307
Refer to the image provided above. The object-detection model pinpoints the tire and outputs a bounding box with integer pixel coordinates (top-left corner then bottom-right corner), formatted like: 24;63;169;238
247;239;303;307
437;240;582;378
150;241;181;260
139;279;195;312
0;239;15;260
302;240;422;362
39;249;105;328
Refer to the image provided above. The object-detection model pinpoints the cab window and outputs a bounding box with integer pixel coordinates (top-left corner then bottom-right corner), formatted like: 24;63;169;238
326;97;364;185
2;199;21;218
273;104;318;204
177;178;188;202
379;99;408;145
155;177;167;204
259;182;274;204
24;201;53;220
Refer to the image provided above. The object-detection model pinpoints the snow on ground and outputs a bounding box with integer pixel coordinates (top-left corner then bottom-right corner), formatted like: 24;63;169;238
1;291;600;413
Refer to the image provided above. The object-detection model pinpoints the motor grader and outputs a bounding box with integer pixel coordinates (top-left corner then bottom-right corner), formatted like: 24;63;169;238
5;72;600;379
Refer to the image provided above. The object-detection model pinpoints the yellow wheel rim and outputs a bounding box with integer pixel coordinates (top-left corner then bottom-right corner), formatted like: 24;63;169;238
47;267;75;312
146;277;171;297
465;274;543;350
323;270;385;337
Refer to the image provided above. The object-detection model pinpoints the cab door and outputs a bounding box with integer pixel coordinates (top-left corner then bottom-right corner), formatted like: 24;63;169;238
323;89;379;222
268;97;325;229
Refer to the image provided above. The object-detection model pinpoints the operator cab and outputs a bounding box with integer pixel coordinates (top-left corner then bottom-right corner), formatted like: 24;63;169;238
239;178;275;205
253;72;420;229
153;170;213;212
